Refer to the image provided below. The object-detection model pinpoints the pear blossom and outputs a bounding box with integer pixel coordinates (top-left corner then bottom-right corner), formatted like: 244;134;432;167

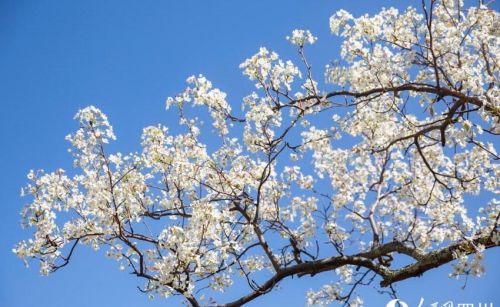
287;29;317;46
14;1;500;306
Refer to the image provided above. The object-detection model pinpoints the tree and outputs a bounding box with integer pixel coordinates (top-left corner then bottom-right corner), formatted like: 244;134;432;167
13;0;499;306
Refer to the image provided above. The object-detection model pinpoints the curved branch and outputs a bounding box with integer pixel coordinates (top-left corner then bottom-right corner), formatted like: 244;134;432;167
380;233;498;287
220;233;499;307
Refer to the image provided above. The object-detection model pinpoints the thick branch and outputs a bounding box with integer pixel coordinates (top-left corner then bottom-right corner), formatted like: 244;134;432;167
380;234;498;287
220;234;499;307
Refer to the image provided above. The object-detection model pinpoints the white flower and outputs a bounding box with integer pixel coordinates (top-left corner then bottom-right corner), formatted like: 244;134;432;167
329;9;353;35
286;29;317;46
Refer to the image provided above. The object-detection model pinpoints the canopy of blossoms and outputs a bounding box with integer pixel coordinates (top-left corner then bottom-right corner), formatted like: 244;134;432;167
14;0;499;306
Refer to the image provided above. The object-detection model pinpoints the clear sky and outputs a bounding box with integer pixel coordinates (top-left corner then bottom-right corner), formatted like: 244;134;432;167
0;1;499;306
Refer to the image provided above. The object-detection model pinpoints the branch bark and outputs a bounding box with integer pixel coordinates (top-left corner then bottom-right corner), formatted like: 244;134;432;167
219;233;499;307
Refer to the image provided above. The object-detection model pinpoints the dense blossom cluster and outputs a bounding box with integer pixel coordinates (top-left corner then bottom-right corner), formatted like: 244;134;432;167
286;29;318;47
14;1;499;306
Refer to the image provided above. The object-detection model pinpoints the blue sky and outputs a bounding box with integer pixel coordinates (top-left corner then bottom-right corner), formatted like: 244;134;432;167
1;1;499;306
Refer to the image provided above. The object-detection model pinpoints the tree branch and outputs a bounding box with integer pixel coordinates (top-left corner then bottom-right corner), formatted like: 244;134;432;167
220;233;499;307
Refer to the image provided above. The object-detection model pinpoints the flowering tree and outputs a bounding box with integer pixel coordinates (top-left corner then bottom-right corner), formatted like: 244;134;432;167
14;1;499;306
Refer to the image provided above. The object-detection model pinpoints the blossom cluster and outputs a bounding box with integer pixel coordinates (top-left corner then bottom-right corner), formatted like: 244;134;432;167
286;29;317;47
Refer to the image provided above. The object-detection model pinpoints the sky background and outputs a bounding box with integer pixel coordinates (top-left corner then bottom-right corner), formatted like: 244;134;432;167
1;1;499;306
